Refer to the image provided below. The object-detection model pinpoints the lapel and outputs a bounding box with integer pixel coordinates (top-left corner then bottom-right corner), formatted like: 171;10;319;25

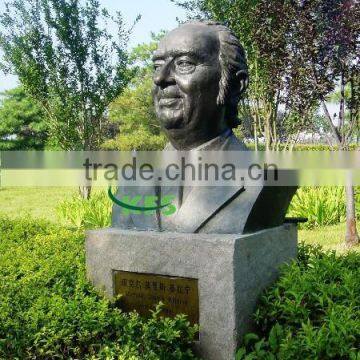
163;185;245;232
128;185;161;230
162;132;248;232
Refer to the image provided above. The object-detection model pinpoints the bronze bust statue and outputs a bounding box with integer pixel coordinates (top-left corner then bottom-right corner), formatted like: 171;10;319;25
112;21;296;234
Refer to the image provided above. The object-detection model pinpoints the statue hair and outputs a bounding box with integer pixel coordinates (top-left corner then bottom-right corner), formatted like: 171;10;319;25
183;21;249;128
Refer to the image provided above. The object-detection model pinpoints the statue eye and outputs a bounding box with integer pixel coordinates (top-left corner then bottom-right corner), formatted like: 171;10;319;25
153;61;164;71
175;59;195;73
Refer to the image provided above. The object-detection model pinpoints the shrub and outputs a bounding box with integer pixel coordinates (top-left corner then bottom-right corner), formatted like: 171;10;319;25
236;243;360;360
101;129;167;151
0;216;198;359
245;143;358;151
56;190;112;229
287;187;347;228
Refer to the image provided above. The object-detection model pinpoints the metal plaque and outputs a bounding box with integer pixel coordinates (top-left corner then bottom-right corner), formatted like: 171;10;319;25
114;270;199;325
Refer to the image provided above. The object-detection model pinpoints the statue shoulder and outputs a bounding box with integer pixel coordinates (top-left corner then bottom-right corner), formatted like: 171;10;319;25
225;133;249;151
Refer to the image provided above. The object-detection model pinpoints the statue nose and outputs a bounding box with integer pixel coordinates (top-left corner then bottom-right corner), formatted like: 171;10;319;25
154;62;175;88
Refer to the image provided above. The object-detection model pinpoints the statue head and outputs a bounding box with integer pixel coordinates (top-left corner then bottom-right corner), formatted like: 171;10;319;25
152;21;248;149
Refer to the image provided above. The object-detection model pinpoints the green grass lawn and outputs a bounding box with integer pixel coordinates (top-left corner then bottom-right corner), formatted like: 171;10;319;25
0;187;77;222
0;186;358;252
298;223;357;253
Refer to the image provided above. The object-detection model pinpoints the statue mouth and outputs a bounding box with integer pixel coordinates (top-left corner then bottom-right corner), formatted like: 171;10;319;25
158;97;182;107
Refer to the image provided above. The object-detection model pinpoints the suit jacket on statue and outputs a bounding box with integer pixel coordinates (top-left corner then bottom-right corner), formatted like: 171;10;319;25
111;131;296;234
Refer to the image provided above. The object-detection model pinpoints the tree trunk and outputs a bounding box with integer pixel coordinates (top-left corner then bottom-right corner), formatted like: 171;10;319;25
79;185;92;200
321;100;342;144
264;115;271;150
254;115;258;151
80;139;92;199
264;104;273;150
345;183;359;247
339;71;346;148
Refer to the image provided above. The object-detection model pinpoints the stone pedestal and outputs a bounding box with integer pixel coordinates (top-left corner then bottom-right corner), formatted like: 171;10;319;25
86;224;297;360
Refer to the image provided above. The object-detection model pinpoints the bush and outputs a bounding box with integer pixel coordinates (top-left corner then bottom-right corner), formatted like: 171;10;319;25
287;187;360;229
101;129;167;151
0;216;198;359
245;143;358;151
56;190;112;229
236;243;360;360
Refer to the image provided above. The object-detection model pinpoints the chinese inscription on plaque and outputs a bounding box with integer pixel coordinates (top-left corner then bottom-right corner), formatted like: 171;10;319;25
114;270;199;325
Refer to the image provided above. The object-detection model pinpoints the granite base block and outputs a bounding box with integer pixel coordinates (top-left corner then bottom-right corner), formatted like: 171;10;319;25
86;224;297;360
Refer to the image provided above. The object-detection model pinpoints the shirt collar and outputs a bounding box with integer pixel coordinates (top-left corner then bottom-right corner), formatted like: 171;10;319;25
165;128;233;151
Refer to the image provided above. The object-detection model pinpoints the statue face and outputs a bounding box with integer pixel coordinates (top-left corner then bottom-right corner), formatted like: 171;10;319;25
152;24;223;136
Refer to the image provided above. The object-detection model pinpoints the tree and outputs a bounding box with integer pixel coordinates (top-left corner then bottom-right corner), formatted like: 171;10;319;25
253;0;359;141
172;0;312;150
0;0;137;197
0;86;48;149
281;0;359;246
174;0;360;246
103;33;167;151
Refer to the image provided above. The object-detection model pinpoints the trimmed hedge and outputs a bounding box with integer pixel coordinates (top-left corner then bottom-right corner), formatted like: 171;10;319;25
0;217;198;359
237;244;360;359
2;216;360;359
245;143;359;151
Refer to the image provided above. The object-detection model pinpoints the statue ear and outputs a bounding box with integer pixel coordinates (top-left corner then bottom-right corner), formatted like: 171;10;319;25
236;70;249;95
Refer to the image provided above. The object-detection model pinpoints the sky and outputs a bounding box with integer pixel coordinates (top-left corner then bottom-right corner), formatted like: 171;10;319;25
0;0;340;118
0;0;188;92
